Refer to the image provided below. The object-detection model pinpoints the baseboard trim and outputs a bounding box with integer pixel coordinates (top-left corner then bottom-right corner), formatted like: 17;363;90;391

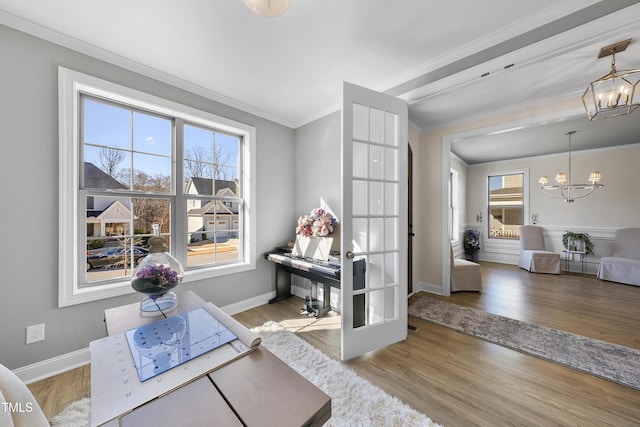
414;282;444;295
14;291;277;384
15;348;91;385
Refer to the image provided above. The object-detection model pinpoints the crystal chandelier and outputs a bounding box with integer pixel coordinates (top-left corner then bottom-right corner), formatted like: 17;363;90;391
582;39;640;121
243;0;290;17
538;131;603;203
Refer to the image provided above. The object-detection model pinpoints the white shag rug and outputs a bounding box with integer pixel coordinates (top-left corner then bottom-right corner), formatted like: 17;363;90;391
52;321;439;427
253;321;439;427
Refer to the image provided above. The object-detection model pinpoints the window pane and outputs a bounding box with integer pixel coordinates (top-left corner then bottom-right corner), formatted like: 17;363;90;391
82;96;172;193
353;180;367;215
216;133;240;167
369;107;384;144
186;198;241;267
385;147;397;181
353;103;369;141
85;237;141;284
85;195;133;240
133;111;172;156
133;198;171;238
353;141;368;178
132;153;171;192
369;218;383;252
185;125;214;180
488;173;523;239
352;218;368;253
83;98;130;150
385;112;398;147
370;181;383;215
370;144;384;180
83;146;130;190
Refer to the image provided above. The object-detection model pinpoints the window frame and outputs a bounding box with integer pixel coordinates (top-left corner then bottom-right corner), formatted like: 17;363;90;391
483;168;529;242
448;168;460;242
59;67;256;307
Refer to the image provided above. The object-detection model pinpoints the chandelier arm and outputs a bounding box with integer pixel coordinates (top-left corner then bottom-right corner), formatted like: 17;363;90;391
540;187;571;200
566;186;597;201
558;185;572;202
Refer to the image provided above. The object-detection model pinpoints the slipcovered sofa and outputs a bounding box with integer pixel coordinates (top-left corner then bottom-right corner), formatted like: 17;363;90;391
598;228;640;286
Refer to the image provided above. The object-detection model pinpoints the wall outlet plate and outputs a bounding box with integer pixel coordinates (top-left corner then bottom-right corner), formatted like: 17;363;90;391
26;323;45;344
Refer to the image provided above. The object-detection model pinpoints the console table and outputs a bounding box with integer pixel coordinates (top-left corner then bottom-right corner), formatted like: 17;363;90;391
94;291;331;426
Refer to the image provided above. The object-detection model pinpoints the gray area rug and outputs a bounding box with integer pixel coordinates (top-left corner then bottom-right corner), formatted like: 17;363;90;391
409;296;640;390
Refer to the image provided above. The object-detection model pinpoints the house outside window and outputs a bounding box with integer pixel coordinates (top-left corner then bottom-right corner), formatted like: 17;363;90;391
486;170;528;240
59;68;256;307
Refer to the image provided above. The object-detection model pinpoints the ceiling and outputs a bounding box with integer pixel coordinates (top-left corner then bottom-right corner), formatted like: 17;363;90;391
1;0;640;163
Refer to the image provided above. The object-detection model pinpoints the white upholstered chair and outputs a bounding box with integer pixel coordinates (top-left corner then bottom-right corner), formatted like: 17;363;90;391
450;244;482;292
518;225;560;274
598;228;640;286
0;363;49;427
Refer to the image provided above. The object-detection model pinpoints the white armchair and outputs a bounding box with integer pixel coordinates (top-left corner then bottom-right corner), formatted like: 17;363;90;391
598;228;640;286
518;225;560;274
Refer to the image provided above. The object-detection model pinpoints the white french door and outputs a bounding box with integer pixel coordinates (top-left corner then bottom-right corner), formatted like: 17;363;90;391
340;82;408;361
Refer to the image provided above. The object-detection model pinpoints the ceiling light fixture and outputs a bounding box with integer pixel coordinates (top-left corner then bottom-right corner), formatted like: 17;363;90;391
538;131;603;203
243;0;290;17
582;39;640;121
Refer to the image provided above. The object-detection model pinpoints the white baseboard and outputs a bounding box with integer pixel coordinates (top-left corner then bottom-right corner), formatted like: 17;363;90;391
15;348;91;385
221;290;276;315
414;281;444;295
14;291;277;384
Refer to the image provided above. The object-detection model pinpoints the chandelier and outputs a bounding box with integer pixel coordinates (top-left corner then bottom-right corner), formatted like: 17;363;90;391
582;39;640;121
538;131;603;203
243;0;290;17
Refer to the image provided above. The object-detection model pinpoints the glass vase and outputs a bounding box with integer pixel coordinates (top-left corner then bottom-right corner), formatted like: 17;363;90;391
131;223;183;315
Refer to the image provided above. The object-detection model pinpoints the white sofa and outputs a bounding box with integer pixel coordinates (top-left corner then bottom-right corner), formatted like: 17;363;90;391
598;228;640;286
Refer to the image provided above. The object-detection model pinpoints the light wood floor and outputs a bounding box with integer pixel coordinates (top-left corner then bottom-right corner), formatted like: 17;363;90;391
29;262;640;426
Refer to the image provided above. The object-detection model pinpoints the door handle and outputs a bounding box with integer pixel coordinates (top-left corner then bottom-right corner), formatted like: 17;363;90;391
345;251;355;260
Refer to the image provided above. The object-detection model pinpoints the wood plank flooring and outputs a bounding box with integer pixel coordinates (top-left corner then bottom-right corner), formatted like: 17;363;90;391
29;262;640;426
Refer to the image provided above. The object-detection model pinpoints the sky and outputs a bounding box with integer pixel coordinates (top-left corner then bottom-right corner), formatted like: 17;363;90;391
83;97;239;182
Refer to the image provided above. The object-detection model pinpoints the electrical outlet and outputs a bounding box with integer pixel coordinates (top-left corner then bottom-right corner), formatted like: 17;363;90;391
26;323;45;344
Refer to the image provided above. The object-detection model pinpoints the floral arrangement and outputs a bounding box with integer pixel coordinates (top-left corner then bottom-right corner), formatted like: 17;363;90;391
296;208;337;237
562;231;594;255
463;228;481;255
131;264;181;295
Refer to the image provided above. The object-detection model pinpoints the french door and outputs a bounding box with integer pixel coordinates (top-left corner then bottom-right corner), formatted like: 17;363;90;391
340;82;408;361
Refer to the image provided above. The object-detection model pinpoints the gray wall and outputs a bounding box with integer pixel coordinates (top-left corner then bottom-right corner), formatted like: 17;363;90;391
294;111;342;249
0;24;296;370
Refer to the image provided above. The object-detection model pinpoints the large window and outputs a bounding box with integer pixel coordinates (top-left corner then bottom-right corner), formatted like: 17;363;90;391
59;68;256;306
486;170;527;240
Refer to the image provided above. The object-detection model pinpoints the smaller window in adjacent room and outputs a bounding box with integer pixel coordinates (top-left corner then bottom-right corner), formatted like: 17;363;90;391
486;170;527;240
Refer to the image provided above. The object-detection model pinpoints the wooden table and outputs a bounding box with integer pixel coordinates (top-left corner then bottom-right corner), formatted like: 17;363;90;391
97;291;331;426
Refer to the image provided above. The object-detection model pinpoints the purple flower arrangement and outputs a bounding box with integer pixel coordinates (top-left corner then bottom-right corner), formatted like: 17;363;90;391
296;208;338;237
463;228;481;255
131;264;180;296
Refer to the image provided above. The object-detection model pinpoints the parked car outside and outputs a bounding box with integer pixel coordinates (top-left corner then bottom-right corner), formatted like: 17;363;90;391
86;246;149;270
